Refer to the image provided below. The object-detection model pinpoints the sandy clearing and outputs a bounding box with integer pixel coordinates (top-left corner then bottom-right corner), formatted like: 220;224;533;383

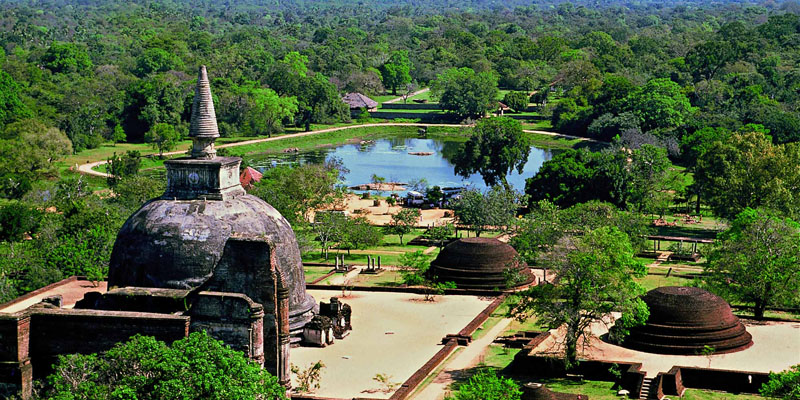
290;289;493;399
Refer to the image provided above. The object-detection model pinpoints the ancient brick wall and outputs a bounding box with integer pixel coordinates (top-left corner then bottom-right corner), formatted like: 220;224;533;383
29;309;190;378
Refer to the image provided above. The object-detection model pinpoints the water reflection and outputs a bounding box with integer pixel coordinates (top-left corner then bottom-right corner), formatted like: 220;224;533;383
246;138;554;194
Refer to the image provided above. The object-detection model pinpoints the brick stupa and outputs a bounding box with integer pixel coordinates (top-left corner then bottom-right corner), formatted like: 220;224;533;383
623;286;753;355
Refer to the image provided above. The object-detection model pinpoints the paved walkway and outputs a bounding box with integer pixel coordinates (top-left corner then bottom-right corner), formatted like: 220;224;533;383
411;318;513;400
76;123;595;179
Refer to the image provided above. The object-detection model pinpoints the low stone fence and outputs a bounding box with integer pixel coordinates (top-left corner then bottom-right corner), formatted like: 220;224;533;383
381;103;441;110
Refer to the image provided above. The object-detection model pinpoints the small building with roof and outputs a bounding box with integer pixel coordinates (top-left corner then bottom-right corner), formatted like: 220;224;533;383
342;92;378;115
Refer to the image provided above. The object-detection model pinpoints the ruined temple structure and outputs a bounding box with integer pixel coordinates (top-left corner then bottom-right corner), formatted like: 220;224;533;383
622;286;753;355
429;237;536;290
0;66;323;398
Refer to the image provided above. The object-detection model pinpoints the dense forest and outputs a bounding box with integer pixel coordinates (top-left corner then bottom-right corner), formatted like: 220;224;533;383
0;0;799;303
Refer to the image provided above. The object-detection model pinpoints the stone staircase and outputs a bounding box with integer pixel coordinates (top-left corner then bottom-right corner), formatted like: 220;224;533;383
639;377;658;399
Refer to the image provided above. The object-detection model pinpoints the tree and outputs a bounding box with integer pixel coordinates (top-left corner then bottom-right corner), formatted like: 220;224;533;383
144;123;181;157
42;41;93;74
525;149;610;208
112;124;127;145
0;119;73;198
37;332;287;400
704;208;800;319
339;216;383;255
431;67;499;118
312;211;348;259
0;71;31;130
122;74;185;142
445;368;521;400
451;186;521;237
385;208;421;245
624;78;695;132
380;50;412;95
251;159;347;225
106;151;141;187
233;83;299;137
453;117;530;188
760;364;800;400
510;226;649;368
695;130;800;219
502;91;529;112
423;223;455;248
425;186;444;206
0;202;41;242
134;47;184;77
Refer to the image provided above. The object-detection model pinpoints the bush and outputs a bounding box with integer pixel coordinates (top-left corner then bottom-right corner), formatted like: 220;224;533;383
445;368;521;400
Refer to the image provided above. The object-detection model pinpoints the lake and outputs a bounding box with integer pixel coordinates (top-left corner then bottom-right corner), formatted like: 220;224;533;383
245;137;554;194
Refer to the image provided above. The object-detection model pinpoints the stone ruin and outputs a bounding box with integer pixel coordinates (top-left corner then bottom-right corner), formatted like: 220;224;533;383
303;297;352;347
0;66;349;398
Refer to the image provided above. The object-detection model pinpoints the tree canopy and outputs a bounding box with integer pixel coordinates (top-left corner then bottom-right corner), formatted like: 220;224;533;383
453;117;530;188
431;67;498;118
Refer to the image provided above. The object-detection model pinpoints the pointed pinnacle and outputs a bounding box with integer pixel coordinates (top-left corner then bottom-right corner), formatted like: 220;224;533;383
189;65;220;138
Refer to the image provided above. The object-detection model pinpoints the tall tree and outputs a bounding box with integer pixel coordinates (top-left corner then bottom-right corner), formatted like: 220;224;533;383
380;50;412;95
510;226;649;368
144;123;181;157
385;208;421;245
704;208;800;319
431;67;498;118
625;78;695;132
453;117;530;188
0;71;31;130
451;186;521;237
696;130;800;219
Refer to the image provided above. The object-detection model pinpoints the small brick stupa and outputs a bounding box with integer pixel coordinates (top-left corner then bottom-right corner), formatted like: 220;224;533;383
623;286;753;355
429;237;535;289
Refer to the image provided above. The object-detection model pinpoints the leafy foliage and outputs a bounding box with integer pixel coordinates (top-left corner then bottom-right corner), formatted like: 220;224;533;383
451;186;522;237
760;364;800;400
445;368;521;400
704;208;800;319
37;332;287;400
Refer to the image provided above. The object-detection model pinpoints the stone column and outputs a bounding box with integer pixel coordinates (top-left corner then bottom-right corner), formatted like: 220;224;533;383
276;286;291;388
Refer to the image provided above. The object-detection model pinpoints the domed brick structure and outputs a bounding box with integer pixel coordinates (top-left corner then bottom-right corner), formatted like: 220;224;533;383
108;66;316;338
623;286;753;355
429;237;535;289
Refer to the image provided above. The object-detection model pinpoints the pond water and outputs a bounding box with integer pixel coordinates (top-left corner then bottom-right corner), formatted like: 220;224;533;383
245;136;555;194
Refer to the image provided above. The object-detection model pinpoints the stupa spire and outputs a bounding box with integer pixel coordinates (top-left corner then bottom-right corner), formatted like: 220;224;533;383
189;65;219;159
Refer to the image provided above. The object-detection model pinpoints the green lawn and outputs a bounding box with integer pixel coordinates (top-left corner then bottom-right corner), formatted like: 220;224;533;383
304;266;333;283
315;269;405;287
404;90;435;103
373;94;398;104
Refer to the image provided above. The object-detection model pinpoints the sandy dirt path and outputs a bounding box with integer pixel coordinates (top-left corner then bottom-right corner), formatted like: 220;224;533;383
383;88;431;104
411;318;513;400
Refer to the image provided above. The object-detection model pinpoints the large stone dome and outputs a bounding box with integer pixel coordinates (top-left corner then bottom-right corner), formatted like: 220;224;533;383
108;193;317;334
429;237;535;289
108;66;316;337
622;286;752;355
